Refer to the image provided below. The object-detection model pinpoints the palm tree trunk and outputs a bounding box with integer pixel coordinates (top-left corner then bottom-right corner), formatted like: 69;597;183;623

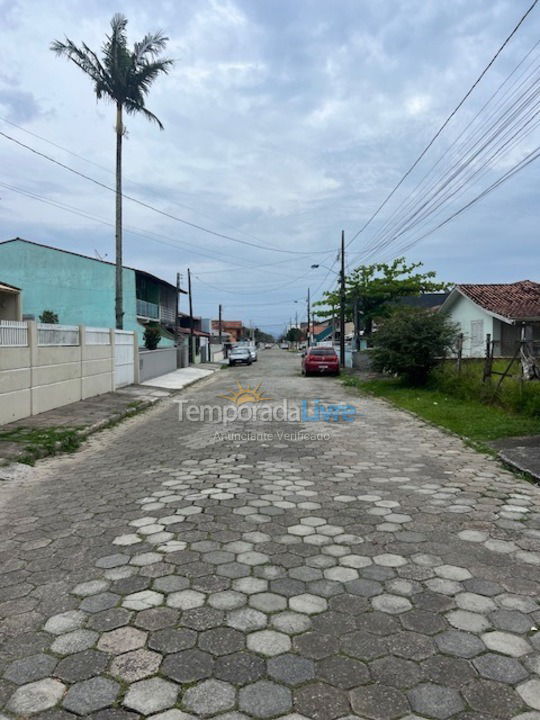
115;102;123;330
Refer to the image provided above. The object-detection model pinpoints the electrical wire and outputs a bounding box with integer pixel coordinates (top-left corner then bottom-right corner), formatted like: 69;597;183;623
0;129;329;256
346;0;539;249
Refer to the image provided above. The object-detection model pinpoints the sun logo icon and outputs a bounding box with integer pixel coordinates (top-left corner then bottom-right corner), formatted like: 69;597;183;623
218;382;272;406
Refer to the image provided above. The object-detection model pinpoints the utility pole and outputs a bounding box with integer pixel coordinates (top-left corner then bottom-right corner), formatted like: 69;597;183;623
339;230;346;368
307;288;311;347
187;268;194;364
176;272;181;345
218;304;223;344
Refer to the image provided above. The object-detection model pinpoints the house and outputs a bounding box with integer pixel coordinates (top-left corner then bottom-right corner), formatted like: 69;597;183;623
396;293;449;311
179;312;212;362
211;319;243;342
0;238;186;346
441;281;540;357
0;281;22;321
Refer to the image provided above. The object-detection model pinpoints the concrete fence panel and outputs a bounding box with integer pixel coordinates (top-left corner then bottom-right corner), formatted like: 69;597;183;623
0;322;137;425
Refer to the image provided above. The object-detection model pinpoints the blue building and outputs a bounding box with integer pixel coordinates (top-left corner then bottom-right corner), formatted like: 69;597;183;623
0;238;184;346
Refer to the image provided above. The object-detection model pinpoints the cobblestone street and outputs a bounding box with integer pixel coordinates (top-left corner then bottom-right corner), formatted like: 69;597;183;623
1;349;539;719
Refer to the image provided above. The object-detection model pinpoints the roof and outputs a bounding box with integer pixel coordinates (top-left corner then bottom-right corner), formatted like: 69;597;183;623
1;238;186;294
212;319;243;328
396;293;449;309
445;281;540;321
0;281;21;293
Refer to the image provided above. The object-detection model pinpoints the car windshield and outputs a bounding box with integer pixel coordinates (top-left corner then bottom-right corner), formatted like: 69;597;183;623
232;347;248;353
309;348;336;356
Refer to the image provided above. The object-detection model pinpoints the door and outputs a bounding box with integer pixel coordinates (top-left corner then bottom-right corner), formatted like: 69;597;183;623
114;330;134;387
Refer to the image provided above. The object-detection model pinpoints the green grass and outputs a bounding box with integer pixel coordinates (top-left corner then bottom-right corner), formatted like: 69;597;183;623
0;426;83;464
342;375;540;443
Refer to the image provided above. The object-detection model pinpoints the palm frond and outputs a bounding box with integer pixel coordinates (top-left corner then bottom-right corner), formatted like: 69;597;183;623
50;38;104;85
52;14;171;126
124;99;164;129
133;32;169;61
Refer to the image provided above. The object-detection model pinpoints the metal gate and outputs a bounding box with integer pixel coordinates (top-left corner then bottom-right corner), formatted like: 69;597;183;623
114;330;135;388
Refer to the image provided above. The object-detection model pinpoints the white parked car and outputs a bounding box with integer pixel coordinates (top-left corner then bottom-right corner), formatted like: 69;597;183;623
229;346;252;366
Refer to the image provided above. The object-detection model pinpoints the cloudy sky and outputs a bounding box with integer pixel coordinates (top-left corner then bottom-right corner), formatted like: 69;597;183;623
1;0;539;334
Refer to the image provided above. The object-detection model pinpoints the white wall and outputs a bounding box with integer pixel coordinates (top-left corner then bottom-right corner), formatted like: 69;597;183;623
446;294;494;358
0;322;136;425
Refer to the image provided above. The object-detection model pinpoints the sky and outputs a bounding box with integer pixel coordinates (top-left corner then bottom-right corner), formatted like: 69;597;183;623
1;0;539;336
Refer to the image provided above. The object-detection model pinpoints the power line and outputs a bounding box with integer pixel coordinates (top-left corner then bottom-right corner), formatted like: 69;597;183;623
346;0;539;249
0;180;336;279
0;129;328;256
0;114;304;248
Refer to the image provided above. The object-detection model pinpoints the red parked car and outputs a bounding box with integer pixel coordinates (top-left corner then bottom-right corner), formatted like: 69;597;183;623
302;347;340;376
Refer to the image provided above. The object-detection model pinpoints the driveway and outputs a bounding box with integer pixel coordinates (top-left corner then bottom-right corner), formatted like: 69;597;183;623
1;349;539;719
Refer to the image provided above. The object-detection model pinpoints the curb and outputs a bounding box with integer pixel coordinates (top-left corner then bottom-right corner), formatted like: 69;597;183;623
497;450;540;484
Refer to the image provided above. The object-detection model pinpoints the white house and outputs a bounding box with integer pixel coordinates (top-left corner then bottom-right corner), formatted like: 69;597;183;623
441;280;540;357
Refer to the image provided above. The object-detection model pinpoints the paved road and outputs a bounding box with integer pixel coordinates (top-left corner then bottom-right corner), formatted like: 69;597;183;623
1;349;539;719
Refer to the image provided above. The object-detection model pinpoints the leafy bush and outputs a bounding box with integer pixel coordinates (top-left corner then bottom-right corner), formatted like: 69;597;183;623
39;310;59;323
143;325;161;350
371;308;458;385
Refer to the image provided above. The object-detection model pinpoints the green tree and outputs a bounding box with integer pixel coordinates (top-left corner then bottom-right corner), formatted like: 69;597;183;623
39;310;59;324
51;15;173;329
285;327;305;344
371;308;458;385
315;257;449;335
254;328;274;344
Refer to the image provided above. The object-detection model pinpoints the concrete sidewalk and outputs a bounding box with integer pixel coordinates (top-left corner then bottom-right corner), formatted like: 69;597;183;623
141;363;222;390
0;364;221;466
491;434;540;480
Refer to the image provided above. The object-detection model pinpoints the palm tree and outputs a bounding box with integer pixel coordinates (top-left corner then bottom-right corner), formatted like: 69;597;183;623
51;14;173;329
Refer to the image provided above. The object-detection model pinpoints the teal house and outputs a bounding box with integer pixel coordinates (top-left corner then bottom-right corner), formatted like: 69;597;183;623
0;238;181;346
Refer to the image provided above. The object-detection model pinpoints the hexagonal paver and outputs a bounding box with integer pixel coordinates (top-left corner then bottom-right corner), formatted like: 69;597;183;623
473;653;528;684
123;677;178;715
317;655;369;689
517;678;540;710
350;684;409;720
123;590;164;611
97;626;147;654
408;682;464;719
372;594;412;615
289;594;327;614
110;648;162;682
295;681;350;720
481;630;532;657
44;610;86;635
161;649;214;683
227;607;267;632
214;651;266;685
183;679;236;716
55;649;108;682
63;676;120;715
199;627;245;656
239;680;292;718
247;629;291;656
268;653;315;686
166;589;205;610
3;654;58;685
462;678;523;717
7;678;66;716
50;629;98;655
